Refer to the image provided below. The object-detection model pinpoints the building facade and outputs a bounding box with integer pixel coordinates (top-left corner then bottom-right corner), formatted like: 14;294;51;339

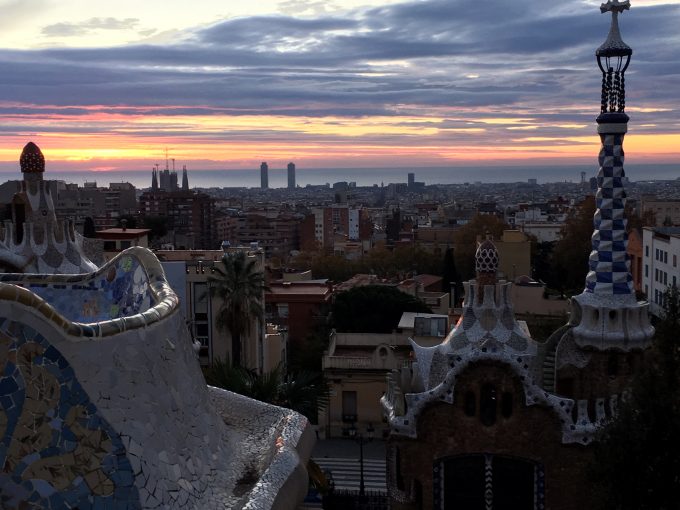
156;247;271;371
641;226;680;316
265;280;333;349
139;189;216;249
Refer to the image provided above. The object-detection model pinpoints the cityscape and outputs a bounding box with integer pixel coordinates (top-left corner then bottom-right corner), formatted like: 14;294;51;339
0;1;679;510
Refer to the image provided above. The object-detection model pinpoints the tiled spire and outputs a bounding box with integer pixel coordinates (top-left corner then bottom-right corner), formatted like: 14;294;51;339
571;0;653;349
584;130;634;295
585;0;634;296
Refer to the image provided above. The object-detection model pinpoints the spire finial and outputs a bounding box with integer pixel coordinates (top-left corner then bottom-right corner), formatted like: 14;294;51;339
600;0;630;16
596;0;632;116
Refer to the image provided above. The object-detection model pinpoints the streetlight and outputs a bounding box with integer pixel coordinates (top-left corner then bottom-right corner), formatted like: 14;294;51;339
348;422;375;497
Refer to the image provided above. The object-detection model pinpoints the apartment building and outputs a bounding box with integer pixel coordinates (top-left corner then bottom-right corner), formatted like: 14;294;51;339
642;226;680;316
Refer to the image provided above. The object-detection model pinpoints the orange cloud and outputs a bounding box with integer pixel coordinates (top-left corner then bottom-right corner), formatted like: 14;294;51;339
1;103;679;170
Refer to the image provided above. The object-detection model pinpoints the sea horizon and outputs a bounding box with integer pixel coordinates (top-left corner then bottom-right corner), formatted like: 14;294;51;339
0;163;677;190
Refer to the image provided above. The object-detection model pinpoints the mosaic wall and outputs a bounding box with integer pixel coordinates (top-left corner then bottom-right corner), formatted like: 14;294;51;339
1;255;152;324
0;318;140;509
585;131;634;295
0;247;312;510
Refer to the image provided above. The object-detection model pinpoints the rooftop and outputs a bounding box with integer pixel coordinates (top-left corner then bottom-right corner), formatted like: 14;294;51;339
397;312;449;330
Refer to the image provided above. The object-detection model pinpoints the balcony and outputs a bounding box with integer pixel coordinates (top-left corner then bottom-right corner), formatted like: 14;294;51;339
323;356;373;370
322;355;409;371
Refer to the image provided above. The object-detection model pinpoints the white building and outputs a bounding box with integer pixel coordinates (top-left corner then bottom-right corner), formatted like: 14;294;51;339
157;247;276;372
349;207;360;240
520;222;564;243
642;227;680;316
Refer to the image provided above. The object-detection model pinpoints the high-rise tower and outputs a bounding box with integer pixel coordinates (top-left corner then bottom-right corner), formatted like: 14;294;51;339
260;162;269;189
571;0;653;349
287;162;296;189
182;165;189;190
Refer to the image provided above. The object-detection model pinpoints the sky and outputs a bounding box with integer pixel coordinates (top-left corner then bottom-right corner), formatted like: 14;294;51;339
0;0;679;173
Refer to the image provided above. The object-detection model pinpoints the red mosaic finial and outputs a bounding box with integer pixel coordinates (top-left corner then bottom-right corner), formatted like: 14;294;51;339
20;142;45;174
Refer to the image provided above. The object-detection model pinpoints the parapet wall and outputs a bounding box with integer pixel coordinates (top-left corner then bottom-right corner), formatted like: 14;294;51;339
0;247;311;509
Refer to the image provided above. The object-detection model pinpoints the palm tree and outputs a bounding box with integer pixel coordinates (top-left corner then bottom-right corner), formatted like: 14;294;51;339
205;359;329;421
208;251;268;367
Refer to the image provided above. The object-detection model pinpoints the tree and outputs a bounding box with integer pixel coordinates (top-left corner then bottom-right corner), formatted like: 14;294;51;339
391;245;442;277
532;240;563;292
143;216;169;244
205;361;329;422
208;251;268;366
289;329;331;373
442;247;462;305
625;204;656;232
310;254;354;282
551;196;596;295
332;285;432;333
590;286;680;509
116;214;137;229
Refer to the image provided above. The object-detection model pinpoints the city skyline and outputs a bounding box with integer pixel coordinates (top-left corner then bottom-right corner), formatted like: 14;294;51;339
0;0;679;173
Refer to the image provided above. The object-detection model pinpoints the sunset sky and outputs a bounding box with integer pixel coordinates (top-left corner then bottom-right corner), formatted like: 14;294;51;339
0;0;679;173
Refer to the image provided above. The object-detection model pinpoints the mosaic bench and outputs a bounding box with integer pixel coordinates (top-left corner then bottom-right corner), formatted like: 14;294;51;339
0;247;313;509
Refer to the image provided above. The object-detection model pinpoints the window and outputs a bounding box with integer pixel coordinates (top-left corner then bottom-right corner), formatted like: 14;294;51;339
342;391;357;422
480;384;497;427
674;255;677;268
193;282;208;320
645;264;649;277
645;246;649;257
195;323;209;339
664;252;668;264
277;303;289;318
414;317;447;337
664;272;668;285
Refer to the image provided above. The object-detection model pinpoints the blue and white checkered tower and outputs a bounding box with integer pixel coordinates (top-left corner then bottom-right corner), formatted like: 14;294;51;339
571;1;654;349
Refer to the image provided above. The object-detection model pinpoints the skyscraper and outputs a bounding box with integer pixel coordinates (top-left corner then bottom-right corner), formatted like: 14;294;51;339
260;162;269;189
181;165;189;190
287;162;296;189
407;172;415;188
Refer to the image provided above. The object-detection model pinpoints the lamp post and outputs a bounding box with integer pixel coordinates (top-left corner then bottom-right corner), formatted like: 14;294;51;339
348;422;375;497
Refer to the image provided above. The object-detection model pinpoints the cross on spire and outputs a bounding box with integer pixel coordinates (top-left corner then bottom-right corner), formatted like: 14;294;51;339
596;0;632;58
600;0;630;16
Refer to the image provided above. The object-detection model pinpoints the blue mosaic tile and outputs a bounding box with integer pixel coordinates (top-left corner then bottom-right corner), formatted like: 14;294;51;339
0;321;141;510
17;256;153;324
585;133;634;295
